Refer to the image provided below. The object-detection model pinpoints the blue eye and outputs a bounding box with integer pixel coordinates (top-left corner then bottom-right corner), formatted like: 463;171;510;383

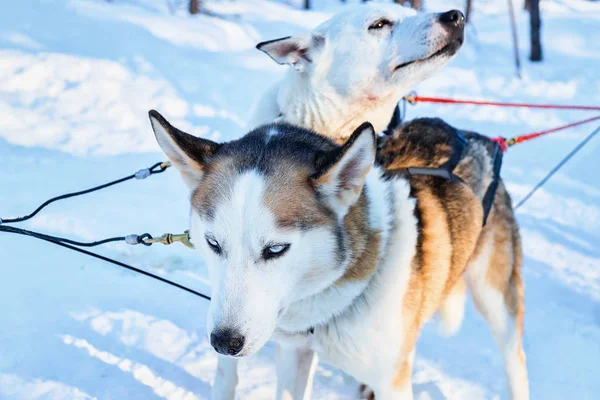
205;236;222;255
262;243;291;260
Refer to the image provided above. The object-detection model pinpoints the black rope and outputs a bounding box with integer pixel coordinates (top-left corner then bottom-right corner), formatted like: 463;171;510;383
0;225;211;301
0;158;210;301
515;125;600;210
1;162;168;224
0;225;150;248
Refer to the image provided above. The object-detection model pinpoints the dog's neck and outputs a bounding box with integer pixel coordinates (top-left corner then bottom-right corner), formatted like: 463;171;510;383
277;72;402;142
275;168;405;334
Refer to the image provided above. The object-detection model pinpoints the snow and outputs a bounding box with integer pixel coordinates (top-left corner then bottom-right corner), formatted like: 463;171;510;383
1;0;599;399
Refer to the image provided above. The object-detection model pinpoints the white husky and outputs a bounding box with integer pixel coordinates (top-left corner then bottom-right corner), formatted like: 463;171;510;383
251;3;465;143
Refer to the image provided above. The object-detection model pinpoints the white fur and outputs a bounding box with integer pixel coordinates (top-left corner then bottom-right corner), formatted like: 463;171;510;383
310;177;418;392
190;149;422;399
251;3;463;139
465;236;529;400
196;125;377;359
194;170;339;356
276;343;318;400
211;356;238;400
438;279;466;336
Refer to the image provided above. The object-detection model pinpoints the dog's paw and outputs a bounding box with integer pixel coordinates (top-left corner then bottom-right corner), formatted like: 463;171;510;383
359;383;375;400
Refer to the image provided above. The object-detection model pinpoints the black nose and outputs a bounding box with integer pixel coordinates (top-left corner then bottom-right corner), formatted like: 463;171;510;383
439;10;465;28
210;329;245;356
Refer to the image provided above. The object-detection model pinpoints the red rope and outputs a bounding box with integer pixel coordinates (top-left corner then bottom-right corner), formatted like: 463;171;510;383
403;93;600;151
406;95;600;111
492;115;600;152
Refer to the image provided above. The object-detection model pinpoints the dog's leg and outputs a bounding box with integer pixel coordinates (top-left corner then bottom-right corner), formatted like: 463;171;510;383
375;386;413;400
371;347;415;400
438;277;467;336
465;210;529;400
211;355;239;400
275;343;318;400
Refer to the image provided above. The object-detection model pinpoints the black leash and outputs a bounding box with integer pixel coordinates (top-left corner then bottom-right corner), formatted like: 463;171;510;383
0;160;212;302
1;162;169;224
0;225;210;301
0;224;150;248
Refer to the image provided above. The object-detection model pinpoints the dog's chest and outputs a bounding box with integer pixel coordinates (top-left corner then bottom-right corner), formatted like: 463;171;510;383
318;243;418;382
310;276;411;385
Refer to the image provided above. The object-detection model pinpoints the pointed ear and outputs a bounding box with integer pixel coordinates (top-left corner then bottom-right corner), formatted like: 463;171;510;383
256;35;323;70
149;110;220;189
312;122;377;217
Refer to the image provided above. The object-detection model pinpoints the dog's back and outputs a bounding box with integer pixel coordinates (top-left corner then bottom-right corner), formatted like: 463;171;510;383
378;118;529;399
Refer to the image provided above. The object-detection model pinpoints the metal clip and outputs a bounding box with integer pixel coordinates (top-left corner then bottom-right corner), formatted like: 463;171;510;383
144;230;195;249
403;91;417;105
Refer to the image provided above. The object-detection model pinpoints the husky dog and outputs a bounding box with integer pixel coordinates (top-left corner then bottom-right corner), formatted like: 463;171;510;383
149;111;529;400
251;4;529;399
252;3;465;142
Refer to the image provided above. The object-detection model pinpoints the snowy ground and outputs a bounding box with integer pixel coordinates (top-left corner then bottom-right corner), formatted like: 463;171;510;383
1;0;599;399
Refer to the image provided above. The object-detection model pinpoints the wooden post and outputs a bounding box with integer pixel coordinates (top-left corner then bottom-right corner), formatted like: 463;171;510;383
465;0;473;23
529;0;543;61
189;0;199;15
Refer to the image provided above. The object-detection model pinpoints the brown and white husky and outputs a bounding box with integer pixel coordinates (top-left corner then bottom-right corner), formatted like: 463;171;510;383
149;111;529;400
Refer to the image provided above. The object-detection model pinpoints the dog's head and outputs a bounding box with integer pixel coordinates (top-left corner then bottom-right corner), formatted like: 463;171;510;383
149;110;376;357
257;4;464;102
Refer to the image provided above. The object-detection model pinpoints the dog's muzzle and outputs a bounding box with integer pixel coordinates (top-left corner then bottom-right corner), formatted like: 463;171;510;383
438;9;465;55
210;328;245;356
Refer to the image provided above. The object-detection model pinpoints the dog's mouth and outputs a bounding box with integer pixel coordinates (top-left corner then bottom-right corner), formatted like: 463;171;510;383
393;37;464;72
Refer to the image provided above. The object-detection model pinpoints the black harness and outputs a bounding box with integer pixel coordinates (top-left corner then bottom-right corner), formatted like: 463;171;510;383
385;125;502;226
481;142;503;225
388;128;468;182
284;103;503;225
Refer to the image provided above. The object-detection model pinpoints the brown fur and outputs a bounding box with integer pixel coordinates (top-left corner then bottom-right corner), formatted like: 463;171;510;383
377;118;526;392
390;177;483;390
336;193;382;284
479;181;525;331
263;162;334;229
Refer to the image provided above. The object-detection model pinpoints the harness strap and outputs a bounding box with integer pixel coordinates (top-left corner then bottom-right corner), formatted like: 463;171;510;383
394;166;459;181
387;128;500;227
481;142;504;225
387;127;467;183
